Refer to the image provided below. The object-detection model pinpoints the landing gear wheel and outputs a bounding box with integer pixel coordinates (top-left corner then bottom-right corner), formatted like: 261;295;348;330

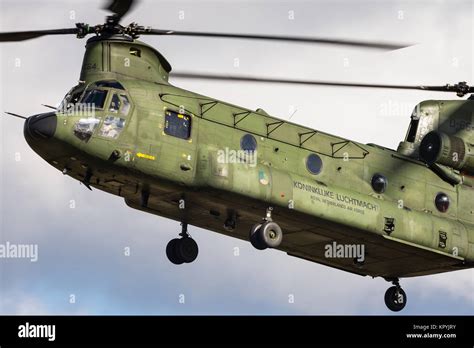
249;224;267;250
384;286;407;312
249;207;284;250
166;237;199;264
166;238;184;265
249;222;283;250
177;237;199;263
259;221;283;248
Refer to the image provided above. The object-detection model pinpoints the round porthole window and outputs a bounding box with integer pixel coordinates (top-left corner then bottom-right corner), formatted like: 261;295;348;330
435;193;450;213
240;134;257;152
371;173;388;194
306;154;323;175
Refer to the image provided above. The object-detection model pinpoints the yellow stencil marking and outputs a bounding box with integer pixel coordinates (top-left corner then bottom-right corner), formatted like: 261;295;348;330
137;152;156;161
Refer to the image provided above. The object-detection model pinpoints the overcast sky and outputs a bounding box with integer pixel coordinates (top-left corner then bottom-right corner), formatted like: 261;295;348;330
0;0;473;315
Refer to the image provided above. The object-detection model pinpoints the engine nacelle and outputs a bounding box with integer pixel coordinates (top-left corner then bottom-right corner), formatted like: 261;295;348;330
419;131;474;173
397;100;474;161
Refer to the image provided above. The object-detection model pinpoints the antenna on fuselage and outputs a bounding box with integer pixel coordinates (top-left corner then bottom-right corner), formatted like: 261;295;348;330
3;112;27;120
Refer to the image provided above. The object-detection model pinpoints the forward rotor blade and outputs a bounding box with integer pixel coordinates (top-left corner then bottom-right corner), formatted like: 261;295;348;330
171;73;474;96
105;0;135;20
0;28;78;42
144;29;411;50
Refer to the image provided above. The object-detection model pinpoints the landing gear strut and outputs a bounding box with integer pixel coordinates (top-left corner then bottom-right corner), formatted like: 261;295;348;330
384;278;407;312
249;207;283;250
166;223;199;265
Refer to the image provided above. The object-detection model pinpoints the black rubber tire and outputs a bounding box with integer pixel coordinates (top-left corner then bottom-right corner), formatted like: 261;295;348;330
176;237;199;263
258;221;283;248
166;238;184;265
384;286;407;312
249;224;267;250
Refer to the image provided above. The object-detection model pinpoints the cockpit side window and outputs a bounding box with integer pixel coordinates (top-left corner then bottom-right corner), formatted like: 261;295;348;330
98;116;126;139
73;117;101;142
81;89;108;109
59;85;85;112
108;93;131;115
109;94;121;112
97;92;131;140
70;91;82;105
119;95;130;115
73;88;131;142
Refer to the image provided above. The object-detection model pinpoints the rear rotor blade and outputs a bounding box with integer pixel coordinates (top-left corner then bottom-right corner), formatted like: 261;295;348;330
105;0;135;20
144;29;411;50
0;28;78;42
171;73;473;96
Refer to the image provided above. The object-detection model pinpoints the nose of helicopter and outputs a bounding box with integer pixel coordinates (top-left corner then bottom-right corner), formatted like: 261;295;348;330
24;112;57;140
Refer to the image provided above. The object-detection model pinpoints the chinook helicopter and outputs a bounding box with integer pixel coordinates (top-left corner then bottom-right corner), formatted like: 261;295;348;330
2;0;473;312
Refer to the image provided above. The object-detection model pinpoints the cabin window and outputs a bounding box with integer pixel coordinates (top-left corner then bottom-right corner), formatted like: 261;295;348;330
240;134;257;152
81;89;108;109
371;173;388;193
306;154;323;175
435;193;450;213
164;110;191;139
98;116;126;139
